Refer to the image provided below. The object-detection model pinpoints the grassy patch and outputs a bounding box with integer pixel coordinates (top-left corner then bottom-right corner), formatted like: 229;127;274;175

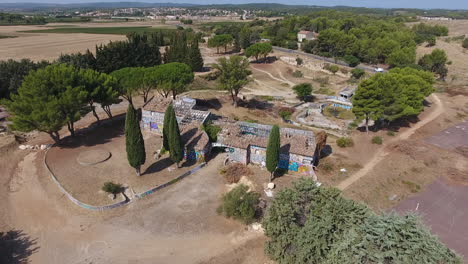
20;26;175;35
323;106;355;120
315;87;335;96
402;180;421;193
0;35;17;39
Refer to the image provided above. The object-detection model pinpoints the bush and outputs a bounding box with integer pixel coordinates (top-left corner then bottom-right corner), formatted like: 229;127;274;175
222;163;252;184
201;121;221;142
292;83;313;101
463;38;468;49
372;136;383;145
387;131;396;136
296;57;303;65
217;184;260;224
102;182;123;194
336;137;354;148
292;70;303;78
350;68;365;79
278;107;294;120
427;36;436;47
325;64;340;74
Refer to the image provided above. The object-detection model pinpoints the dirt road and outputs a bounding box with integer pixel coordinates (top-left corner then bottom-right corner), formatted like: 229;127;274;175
337;94;444;190
4;149;264;263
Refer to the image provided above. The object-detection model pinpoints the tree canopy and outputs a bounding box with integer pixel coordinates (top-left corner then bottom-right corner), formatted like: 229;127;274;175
418;49;449;80
125;104;146;176
213;56;251;107
263;178;462;264
0;59;49;99
150;62;194;99
208;34;234;53
266;125;280;181
352;67;435;132
292;83;313;101
245;42;273;62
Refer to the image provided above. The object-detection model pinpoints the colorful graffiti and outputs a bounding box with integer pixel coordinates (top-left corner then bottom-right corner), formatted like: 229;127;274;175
185;150;205;163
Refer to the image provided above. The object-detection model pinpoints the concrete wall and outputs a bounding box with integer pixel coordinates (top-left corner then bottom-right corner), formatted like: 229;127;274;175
227;147;248;164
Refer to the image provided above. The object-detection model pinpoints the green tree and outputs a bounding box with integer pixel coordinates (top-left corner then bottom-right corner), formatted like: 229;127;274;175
162;104;173;151
208;34;234;53
125;104;146;176
80;68;120;122
110;67;145;105
3;64;88;141
352;76;383;134
239;26;252;49
350;68;365;79
386;46;416;68
187;40;204;72
0;59;49;99
57;49;96;69
245;42;273;62
463;38;468;49
167;106;184;167
213;56;251;107
262;178;461;264
418;49;449;80
292;83;313;101
266;125;280;182
152;62;194;99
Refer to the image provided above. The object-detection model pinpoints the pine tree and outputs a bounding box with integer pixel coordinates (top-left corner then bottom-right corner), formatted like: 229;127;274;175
266;125;280;182
188;40;204;72
167;106;184;167
162;104;173;151
125;104;146;176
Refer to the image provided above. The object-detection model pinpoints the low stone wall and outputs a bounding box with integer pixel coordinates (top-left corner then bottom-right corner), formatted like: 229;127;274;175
135;163;206;199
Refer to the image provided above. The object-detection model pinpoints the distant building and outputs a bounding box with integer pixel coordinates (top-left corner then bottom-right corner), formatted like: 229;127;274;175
297;30;319;43
417;16;453;21
326;87;356;110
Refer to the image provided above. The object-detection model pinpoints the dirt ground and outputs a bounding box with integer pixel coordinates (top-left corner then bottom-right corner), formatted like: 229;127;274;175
46;119;199;205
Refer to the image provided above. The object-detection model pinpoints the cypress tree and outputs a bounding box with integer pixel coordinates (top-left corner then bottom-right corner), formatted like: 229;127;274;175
162;104;173;151
167;107;184;168
125;104;146;176
188;40;204;72
266;125;280;182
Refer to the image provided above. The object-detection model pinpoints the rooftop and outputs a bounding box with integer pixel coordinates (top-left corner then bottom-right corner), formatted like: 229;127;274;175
143;96;210;124
215;120;316;157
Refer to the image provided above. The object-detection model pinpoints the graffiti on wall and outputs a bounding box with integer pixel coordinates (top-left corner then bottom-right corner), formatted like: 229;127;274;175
185;150;205;163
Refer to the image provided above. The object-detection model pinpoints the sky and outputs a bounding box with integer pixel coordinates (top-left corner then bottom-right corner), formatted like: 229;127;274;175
3;0;468;10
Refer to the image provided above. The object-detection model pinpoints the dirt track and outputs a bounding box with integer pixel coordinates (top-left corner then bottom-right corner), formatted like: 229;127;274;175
337;94;444;190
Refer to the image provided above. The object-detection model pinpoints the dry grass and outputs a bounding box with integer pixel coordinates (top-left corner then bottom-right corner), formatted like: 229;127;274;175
221;163;252;184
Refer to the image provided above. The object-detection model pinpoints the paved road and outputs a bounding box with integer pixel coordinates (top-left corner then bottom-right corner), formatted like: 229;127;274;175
272;46;379;73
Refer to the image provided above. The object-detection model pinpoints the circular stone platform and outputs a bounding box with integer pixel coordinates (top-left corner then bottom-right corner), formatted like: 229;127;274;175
77;149;112;166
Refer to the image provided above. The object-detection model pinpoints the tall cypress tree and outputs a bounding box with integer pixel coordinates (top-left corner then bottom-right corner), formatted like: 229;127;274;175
266;125;280;182
188;40;204;72
167;106;184;168
125;104;146;176
162;104;173;151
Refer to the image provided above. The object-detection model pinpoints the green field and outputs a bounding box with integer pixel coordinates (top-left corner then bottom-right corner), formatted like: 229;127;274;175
20;26;176;35
0;35;17;39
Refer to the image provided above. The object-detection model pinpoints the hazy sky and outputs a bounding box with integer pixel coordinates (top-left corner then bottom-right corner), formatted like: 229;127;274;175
4;0;468;10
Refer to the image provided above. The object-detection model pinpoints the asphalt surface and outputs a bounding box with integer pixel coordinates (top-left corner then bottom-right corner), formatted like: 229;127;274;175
395;178;468;259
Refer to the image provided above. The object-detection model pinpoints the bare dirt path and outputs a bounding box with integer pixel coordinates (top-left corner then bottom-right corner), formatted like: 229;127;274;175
337;94;444;190
251;65;295;87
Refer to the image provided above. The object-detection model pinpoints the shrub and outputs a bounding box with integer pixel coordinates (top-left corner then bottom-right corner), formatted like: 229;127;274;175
463;38;468;49
336;137;354;148
292;83;313;101
292;70;303;78
372;136;383;145
351;68;365;79
102;182;123;194
201;121;221;142
325;64;340;74
222;163;252;184
296;57;303;65
278;107;294;120
217;184;260;224
387;131;396;136
427;36;436;47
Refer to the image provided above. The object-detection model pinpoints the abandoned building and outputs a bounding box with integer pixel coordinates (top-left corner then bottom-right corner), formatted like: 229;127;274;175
297;30;319;42
213;120;320;173
142;97;325;171
326;86;356;110
141;97;211;162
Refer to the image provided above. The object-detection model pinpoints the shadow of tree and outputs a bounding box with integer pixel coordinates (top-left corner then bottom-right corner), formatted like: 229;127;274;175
0;229;39;264
58;114;125;149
